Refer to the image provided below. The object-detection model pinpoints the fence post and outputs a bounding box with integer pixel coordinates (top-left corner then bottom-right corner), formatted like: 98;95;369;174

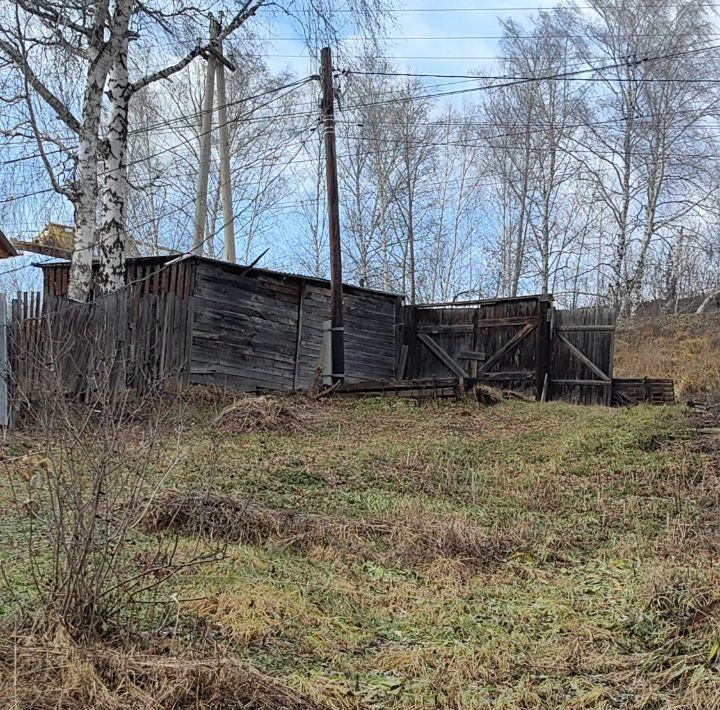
0;295;9;427
536;296;553;401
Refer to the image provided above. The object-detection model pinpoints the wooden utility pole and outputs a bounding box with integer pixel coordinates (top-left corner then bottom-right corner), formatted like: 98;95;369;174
320;47;344;384
192;16;217;254
214;16;236;263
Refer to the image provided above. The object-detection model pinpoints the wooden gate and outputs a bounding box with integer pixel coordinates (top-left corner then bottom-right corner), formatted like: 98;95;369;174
548;307;615;405
402;297;616;405
402;295;552;399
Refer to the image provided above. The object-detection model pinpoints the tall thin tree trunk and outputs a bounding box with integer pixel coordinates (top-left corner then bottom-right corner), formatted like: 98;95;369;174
98;2;133;293
610;85;637;313
511;131;532;297
68;7;112;302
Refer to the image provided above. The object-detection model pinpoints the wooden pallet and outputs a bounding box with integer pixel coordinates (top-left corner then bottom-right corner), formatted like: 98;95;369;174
612;378;675;406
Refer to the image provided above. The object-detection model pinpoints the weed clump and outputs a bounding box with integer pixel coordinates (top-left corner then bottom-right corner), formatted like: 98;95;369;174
211;395;324;435
389;515;511;571
0;628;330;709
139;492;511;574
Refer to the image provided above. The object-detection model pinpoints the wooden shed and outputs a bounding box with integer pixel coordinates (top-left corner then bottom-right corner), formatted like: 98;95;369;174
36;255;402;391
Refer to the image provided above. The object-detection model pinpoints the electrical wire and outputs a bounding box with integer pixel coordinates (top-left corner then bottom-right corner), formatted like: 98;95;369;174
0;122;319;275
338;43;720;110
0;76;316;169
6;41;720;179
0;79;318;205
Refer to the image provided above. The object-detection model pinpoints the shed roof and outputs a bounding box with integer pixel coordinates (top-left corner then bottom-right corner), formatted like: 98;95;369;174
0;228;19;258
34;253;404;299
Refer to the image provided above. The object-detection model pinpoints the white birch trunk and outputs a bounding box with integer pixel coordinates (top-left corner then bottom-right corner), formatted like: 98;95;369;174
98;1;133;294
68;6;112;302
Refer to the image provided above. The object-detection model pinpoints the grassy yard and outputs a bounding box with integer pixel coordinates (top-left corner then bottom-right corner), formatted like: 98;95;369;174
1;394;719;708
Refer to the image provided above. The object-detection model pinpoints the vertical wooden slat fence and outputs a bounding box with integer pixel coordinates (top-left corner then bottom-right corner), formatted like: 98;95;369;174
549;307;615;405
0;296;8;426
402;295;552;399
10;289;192;401
14;254;673;407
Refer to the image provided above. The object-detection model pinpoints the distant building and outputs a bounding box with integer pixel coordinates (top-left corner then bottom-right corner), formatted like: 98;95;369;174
635;293;720;317
0;228;19;259
12;223;74;259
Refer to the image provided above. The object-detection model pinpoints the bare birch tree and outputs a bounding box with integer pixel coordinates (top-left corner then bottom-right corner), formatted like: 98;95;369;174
577;0;720;313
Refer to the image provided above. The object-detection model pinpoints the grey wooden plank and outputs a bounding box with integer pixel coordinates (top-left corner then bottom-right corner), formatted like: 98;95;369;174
0;296;8;427
458;350;486;361
417;333;469;378
555;332;611;382
478;321;537;374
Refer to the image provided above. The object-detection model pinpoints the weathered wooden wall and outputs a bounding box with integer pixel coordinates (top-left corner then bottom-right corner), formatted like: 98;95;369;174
612;378;675;405
42;257;194;300
12;262;675;408
550;307;615;405
30;259;635;405
189;260;399;390
11;289;192;399
37;256;400;392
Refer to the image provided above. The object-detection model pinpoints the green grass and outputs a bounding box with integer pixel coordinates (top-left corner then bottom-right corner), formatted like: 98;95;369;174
2;395;720;708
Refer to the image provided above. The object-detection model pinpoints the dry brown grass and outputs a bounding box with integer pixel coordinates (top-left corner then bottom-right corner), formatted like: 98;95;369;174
211;394;327;435
139;492;511;579
6;396;719;708
138;491;391;548
388;512;511;572
0;628;330;710
614;315;720;394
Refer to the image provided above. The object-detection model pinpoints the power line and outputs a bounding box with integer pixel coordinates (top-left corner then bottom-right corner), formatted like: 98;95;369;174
344;72;720;83
339;43;720;110
1;121;318;273
144;31;720;44
0;79;317;201
317;4;720;10
340;131;720;160
5;42;720;173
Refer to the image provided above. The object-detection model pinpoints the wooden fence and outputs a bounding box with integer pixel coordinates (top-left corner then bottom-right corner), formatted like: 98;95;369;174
5;287;674;411
551;306;615;405
9;289;191;401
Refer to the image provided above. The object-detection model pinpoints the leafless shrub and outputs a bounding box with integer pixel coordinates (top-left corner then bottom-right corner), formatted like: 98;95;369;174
2;322;220;640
